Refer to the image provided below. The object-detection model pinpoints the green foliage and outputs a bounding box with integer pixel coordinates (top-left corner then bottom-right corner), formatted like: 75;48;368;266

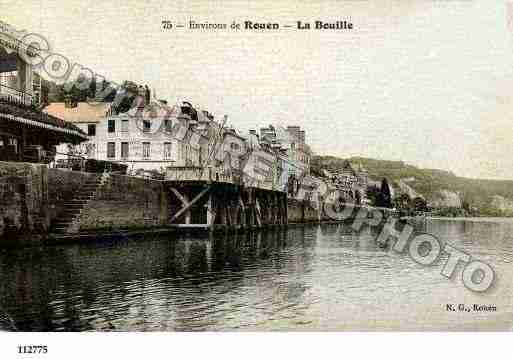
46;77;116;103
313;155;513;216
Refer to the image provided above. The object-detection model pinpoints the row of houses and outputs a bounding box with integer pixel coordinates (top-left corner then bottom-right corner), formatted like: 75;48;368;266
1;20;371;206
43;98;315;190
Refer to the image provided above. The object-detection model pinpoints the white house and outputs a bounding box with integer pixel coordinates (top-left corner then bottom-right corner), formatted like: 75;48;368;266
44;100;210;174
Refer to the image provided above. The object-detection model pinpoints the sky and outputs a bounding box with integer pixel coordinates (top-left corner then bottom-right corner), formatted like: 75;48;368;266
3;0;513;180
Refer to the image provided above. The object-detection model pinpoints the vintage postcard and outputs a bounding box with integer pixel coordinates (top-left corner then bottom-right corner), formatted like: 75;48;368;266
0;0;512;350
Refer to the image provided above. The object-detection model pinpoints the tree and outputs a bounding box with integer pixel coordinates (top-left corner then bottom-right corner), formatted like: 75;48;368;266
377;178;392;208
412;197;428;212
355;190;361;205
366;185;380;207
394;193;411;211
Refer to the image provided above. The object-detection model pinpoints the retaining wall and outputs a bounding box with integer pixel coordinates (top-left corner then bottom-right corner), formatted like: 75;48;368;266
78;174;168;231
0;161;49;242
47;168;100;222
1;161;342;243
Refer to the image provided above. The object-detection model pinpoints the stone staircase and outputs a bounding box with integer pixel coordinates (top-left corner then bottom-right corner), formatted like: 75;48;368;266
50;173;108;234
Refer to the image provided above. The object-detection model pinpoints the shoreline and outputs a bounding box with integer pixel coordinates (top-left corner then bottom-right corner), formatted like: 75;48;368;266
427;216;513;222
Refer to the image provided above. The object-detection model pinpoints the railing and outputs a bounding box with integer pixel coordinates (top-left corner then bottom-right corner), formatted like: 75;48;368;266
165;166;237;183
50;151;128;174
0;84;33;106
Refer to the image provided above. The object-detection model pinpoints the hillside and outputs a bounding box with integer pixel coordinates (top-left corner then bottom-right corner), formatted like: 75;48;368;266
312;155;513;216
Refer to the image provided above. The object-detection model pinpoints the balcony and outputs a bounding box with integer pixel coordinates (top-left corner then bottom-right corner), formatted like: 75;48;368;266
0;83;33;106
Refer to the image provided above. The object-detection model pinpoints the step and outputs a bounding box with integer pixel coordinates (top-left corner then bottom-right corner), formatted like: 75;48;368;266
67;199;89;207
73;196;94;201
83;180;100;184
58;212;79;218
52;224;69;229
53;217;75;223
52;222;74;228
61;209;82;216
75;190;96;195
81;184;101;189
71;199;92;203
63;203;85;209
79;188;98;193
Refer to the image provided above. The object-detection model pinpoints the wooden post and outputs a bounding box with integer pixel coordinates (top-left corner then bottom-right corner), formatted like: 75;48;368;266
283;197;286;224
239;195;246;228
207;192;214;227
220;201;227;225
255;197;262;227
268;195;273;224
169;186;210;224
183;192;191;224
21;127;26;161
247;190;253;227
273;194;278;224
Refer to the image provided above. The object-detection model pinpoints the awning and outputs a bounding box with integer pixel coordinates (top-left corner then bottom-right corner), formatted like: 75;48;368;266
0;113;88;140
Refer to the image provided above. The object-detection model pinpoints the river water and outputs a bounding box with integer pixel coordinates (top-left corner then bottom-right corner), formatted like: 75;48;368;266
0;218;512;331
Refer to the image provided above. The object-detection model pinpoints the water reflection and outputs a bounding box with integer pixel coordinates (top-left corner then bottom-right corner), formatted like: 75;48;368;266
0;219;512;331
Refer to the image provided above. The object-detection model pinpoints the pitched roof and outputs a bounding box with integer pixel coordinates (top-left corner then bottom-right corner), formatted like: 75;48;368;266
43;102;112;123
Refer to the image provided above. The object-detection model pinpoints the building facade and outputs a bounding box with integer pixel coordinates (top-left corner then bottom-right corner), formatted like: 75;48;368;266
45;101;212;174
324;161;369;205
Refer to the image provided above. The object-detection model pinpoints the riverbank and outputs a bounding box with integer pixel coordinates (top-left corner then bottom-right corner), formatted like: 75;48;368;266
427;216;513;222
2;161;396;246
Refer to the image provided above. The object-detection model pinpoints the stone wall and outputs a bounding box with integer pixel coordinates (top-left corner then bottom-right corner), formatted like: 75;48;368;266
286;198;341;223
1;164;169;241
78;174;168;231
287;199;321;223
1;161;344;243
0;161;49;242
47;168;100;221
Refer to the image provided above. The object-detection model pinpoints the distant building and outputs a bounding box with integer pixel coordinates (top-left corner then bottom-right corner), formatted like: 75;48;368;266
328;161;369;205
259;124;312;179
285;126;311;176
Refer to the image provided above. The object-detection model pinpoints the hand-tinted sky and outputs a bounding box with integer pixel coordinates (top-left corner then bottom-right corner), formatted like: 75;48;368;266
4;0;513;179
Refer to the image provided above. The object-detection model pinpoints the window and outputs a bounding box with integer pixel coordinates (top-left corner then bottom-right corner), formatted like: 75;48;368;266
87;124;96;136
108;119;115;133
121;142;129;159
143;120;151;133
121;119;129;133
164;142;172;159
142;142;150;159
107;142;115;158
164;119;173;132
